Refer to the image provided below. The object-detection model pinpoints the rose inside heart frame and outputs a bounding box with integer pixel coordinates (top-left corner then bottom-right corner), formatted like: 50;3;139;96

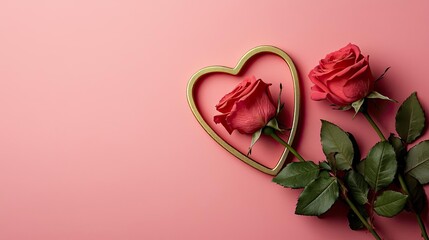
187;46;300;175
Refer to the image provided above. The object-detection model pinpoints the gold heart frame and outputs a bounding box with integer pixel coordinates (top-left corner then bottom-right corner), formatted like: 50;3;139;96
186;45;300;175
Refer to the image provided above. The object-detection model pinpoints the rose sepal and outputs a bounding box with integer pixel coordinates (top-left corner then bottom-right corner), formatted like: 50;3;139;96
366;91;397;103
248;128;263;155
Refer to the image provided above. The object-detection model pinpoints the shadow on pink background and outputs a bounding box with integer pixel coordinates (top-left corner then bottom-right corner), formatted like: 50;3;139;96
1;1;429;239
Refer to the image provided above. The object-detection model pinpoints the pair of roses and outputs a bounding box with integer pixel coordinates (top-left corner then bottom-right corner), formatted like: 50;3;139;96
213;44;429;240
215;44;375;135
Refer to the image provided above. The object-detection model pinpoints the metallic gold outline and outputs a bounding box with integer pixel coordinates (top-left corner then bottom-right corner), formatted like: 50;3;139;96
186;45;300;175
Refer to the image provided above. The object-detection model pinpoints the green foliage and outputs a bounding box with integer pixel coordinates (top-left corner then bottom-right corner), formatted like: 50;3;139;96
321;120;354;170
364;141;397;191
319;161;331;171
345;170;369;205
248;129;262;155
347;132;361;167
366;91;396;102
295;176;339;216
356;159;365;176
270;91;429;237
388;134;406;169
374;190;408;217
388;135;406;158
347;204;368;230
266;118;283;132
273;162;319;189
319;170;331;179
396;92;425;143
404;175;427;214
352;98;365;116
405;140;429;184
326;152;337;174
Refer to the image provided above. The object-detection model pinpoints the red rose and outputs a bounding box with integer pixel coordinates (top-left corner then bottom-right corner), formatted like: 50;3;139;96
309;43;375;106
214;76;277;134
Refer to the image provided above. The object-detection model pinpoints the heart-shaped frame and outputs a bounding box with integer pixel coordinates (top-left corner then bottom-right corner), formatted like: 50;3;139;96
187;45;300;175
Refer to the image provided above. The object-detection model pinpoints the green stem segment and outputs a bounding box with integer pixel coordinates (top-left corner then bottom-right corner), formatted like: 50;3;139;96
339;182;382;240
264;128;305;162
398;174;429;240
345;196;382;240
362;110;429;240
417;214;429;240
362;111;386;141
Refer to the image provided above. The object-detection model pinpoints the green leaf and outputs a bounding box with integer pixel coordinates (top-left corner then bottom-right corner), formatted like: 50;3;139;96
405;140;429;184
395;92;426;143
364;141;397;191
348;132;361;167
346;170;369;205
326;152;337;173
389;134;406;157
367;91;396;102
321;120;354;170
347;204;369;230
319;170;331;179
273;162;319;189
404;175;427;214
319;161;331;171
295;177;339;216
389;134;407;173
374;190;408;217
356;159;365;176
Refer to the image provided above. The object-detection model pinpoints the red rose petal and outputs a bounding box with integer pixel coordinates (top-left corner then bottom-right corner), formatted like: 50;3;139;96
215;76;256;113
213;113;234;134
226;80;276;134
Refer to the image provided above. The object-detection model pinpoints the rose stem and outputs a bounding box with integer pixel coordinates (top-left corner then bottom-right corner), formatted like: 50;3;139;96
362;111;386;141
398;175;429;240
338;179;382;240
265;127;382;239
362;110;429;240
263;127;305;162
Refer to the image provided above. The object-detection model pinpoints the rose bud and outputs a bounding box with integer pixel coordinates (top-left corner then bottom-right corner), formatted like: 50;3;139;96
214;76;277;135
309;43;375;107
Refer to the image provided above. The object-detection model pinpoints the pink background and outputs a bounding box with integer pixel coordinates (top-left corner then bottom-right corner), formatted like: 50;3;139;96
1;1;429;239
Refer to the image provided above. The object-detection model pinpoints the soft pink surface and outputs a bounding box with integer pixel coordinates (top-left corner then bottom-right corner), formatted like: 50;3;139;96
1;1;429;239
